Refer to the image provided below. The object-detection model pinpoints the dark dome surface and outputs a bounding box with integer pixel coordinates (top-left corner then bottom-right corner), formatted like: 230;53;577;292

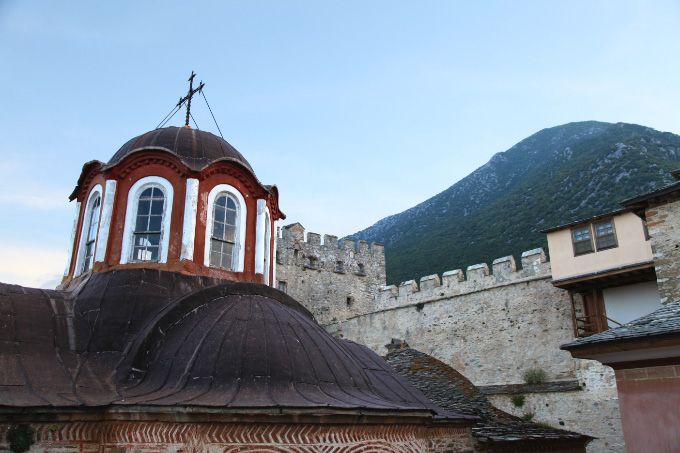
108;126;253;172
0;270;468;420
118;284;441;410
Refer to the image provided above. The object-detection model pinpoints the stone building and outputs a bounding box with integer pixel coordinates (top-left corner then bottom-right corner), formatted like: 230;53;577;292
0;124;482;452
562;175;680;452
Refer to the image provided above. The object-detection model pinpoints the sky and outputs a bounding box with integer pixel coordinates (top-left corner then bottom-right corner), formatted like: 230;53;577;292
1;1;679;288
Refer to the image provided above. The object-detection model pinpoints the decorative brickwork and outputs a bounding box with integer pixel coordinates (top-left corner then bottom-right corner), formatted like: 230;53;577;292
0;420;473;453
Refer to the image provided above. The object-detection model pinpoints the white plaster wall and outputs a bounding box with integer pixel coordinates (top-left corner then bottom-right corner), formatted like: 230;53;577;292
603;281;662;327
180;178;199;261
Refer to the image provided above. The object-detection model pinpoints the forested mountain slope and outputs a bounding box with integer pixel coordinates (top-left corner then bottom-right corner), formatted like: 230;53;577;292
351;122;680;285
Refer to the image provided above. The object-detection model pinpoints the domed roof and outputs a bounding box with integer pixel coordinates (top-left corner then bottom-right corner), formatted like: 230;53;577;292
117;282;441;410
108;126;253;172
1;270;467;420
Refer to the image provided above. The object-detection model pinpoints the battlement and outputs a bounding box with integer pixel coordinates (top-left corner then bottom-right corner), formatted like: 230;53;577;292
278;223;385;257
376;248;550;310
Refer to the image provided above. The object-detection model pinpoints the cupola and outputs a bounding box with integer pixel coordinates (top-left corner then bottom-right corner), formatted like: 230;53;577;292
62;124;283;286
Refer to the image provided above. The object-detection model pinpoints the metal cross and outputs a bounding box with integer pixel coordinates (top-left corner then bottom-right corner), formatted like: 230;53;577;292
177;71;205;127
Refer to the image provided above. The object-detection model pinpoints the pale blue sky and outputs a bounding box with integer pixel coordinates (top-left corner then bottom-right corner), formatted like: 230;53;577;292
1;1;679;288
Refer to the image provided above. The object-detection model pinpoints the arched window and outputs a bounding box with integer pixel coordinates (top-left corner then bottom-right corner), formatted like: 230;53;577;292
120;176;174;265
131;186;166;262
209;193;239;270
204;184;247;272
82;195;101;272
75;185;103;276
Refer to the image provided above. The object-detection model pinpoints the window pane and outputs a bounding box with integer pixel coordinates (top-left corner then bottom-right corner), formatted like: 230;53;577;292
214;205;226;223
227;197;236;210
575;241;593;254
140;188;153;198
597;234;616;249
210;251;221;267
210;239;221;253
215;195;226;207
138;200;150;215
221;242;233;256
133;246;146;261
147;246;159;261
225;209;236;226
134;234;149;247
135;215;149;232
596;222;613;236
151;187;163;198
221;252;232;269
213;222;224;240
148;215;162;232
151;199;164;215
147;233;160;246
224;225;235;242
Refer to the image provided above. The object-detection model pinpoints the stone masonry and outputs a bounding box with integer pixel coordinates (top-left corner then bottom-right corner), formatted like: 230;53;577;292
277;236;624;452
275;223;386;324
645;193;680;305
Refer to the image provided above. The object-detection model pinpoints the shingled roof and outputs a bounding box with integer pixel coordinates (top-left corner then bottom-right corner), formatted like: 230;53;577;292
385;348;593;451
0;270;473;423
561;300;680;351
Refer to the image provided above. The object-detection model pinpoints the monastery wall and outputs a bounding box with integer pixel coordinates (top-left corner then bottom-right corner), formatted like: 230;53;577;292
275;223;386;324
321;248;624;452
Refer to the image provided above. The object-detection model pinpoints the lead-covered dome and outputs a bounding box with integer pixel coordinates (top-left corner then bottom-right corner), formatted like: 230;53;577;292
108;126;253;172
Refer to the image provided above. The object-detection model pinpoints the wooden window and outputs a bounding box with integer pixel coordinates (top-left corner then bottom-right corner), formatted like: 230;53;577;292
594;220;617;250
82;195;101;272
210;193;239;270
131;186;165;262
572;226;594;256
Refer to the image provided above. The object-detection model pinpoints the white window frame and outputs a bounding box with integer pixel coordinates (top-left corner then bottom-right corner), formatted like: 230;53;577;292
204;184;247;272
75;184;103;276
120;176;174;264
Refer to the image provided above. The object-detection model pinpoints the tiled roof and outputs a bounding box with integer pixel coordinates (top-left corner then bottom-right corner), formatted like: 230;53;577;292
561;300;680;350
385;348;592;448
0;270;472;422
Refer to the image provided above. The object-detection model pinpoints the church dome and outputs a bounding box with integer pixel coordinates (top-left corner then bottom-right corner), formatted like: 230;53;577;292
108;126;253;172
117;281;437;410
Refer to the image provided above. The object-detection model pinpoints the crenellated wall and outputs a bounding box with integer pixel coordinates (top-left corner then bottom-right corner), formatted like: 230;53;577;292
275;223;386;324
375;248;549;312
320;247;624;452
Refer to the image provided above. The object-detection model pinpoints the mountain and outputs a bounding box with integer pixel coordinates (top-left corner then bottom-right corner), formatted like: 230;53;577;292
350;121;680;285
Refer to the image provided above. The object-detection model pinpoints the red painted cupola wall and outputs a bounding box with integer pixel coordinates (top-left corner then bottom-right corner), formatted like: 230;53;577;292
62;126;284;286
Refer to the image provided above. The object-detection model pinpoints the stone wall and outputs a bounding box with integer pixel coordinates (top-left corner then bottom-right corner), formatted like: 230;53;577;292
321;248;625;452
275;223;386;324
646;193;680;305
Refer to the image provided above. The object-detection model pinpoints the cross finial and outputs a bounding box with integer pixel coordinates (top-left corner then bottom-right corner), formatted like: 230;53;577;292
177;71;205;127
